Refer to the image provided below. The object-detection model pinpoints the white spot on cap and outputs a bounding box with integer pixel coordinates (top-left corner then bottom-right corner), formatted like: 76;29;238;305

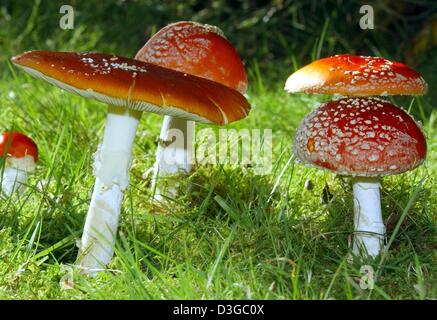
361;143;371;150
368;154;379;162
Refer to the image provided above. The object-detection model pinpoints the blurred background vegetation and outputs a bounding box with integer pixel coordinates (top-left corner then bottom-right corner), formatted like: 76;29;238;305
0;0;437;118
1;1;436;64
0;0;437;110
0;0;436;109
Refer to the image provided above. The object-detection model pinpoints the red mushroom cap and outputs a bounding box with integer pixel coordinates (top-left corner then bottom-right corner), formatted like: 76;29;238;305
135;21;248;93
0;131;38;162
11;50;250;125
285;54;428;96
293;98;426;176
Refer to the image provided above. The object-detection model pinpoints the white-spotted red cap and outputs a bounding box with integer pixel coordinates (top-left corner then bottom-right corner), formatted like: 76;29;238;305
285;54;428;96
135;21;248;93
11;51;250;125
293;98;426;176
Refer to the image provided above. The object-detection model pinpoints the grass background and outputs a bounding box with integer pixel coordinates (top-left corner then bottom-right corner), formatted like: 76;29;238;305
0;0;436;299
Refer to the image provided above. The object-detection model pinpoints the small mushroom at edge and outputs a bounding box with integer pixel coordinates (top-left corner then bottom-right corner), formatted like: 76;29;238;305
0;131;38;196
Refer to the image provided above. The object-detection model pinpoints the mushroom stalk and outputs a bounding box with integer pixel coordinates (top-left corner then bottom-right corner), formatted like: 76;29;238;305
151;115;194;201
1;167;28;196
78;105;141;274
352;177;386;257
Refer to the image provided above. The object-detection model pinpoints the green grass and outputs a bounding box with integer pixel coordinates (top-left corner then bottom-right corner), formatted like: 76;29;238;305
0;0;436;300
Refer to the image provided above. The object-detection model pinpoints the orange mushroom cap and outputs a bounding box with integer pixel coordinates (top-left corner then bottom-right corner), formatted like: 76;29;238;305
11;50;250;125
285;54;428;96
135;21;248;93
0;131;38;162
294;98;426;176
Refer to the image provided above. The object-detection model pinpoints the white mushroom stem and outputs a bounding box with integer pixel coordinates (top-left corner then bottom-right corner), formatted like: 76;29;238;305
1;155;35;196
77;105;141;275
1;167;29;196
352;177;386;257
151;115;194;201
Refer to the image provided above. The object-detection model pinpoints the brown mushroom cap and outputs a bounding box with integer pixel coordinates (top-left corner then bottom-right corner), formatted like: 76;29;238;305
294;98;426;177
285;54;428;96
11;50;250;125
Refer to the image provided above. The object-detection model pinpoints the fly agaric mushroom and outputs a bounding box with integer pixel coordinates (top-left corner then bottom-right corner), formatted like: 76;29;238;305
0;131;38;196
11;50;249;274
135;21;248;200
285;54;428;96
294;97;426;257
285;53;428;257
136;21;247;92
